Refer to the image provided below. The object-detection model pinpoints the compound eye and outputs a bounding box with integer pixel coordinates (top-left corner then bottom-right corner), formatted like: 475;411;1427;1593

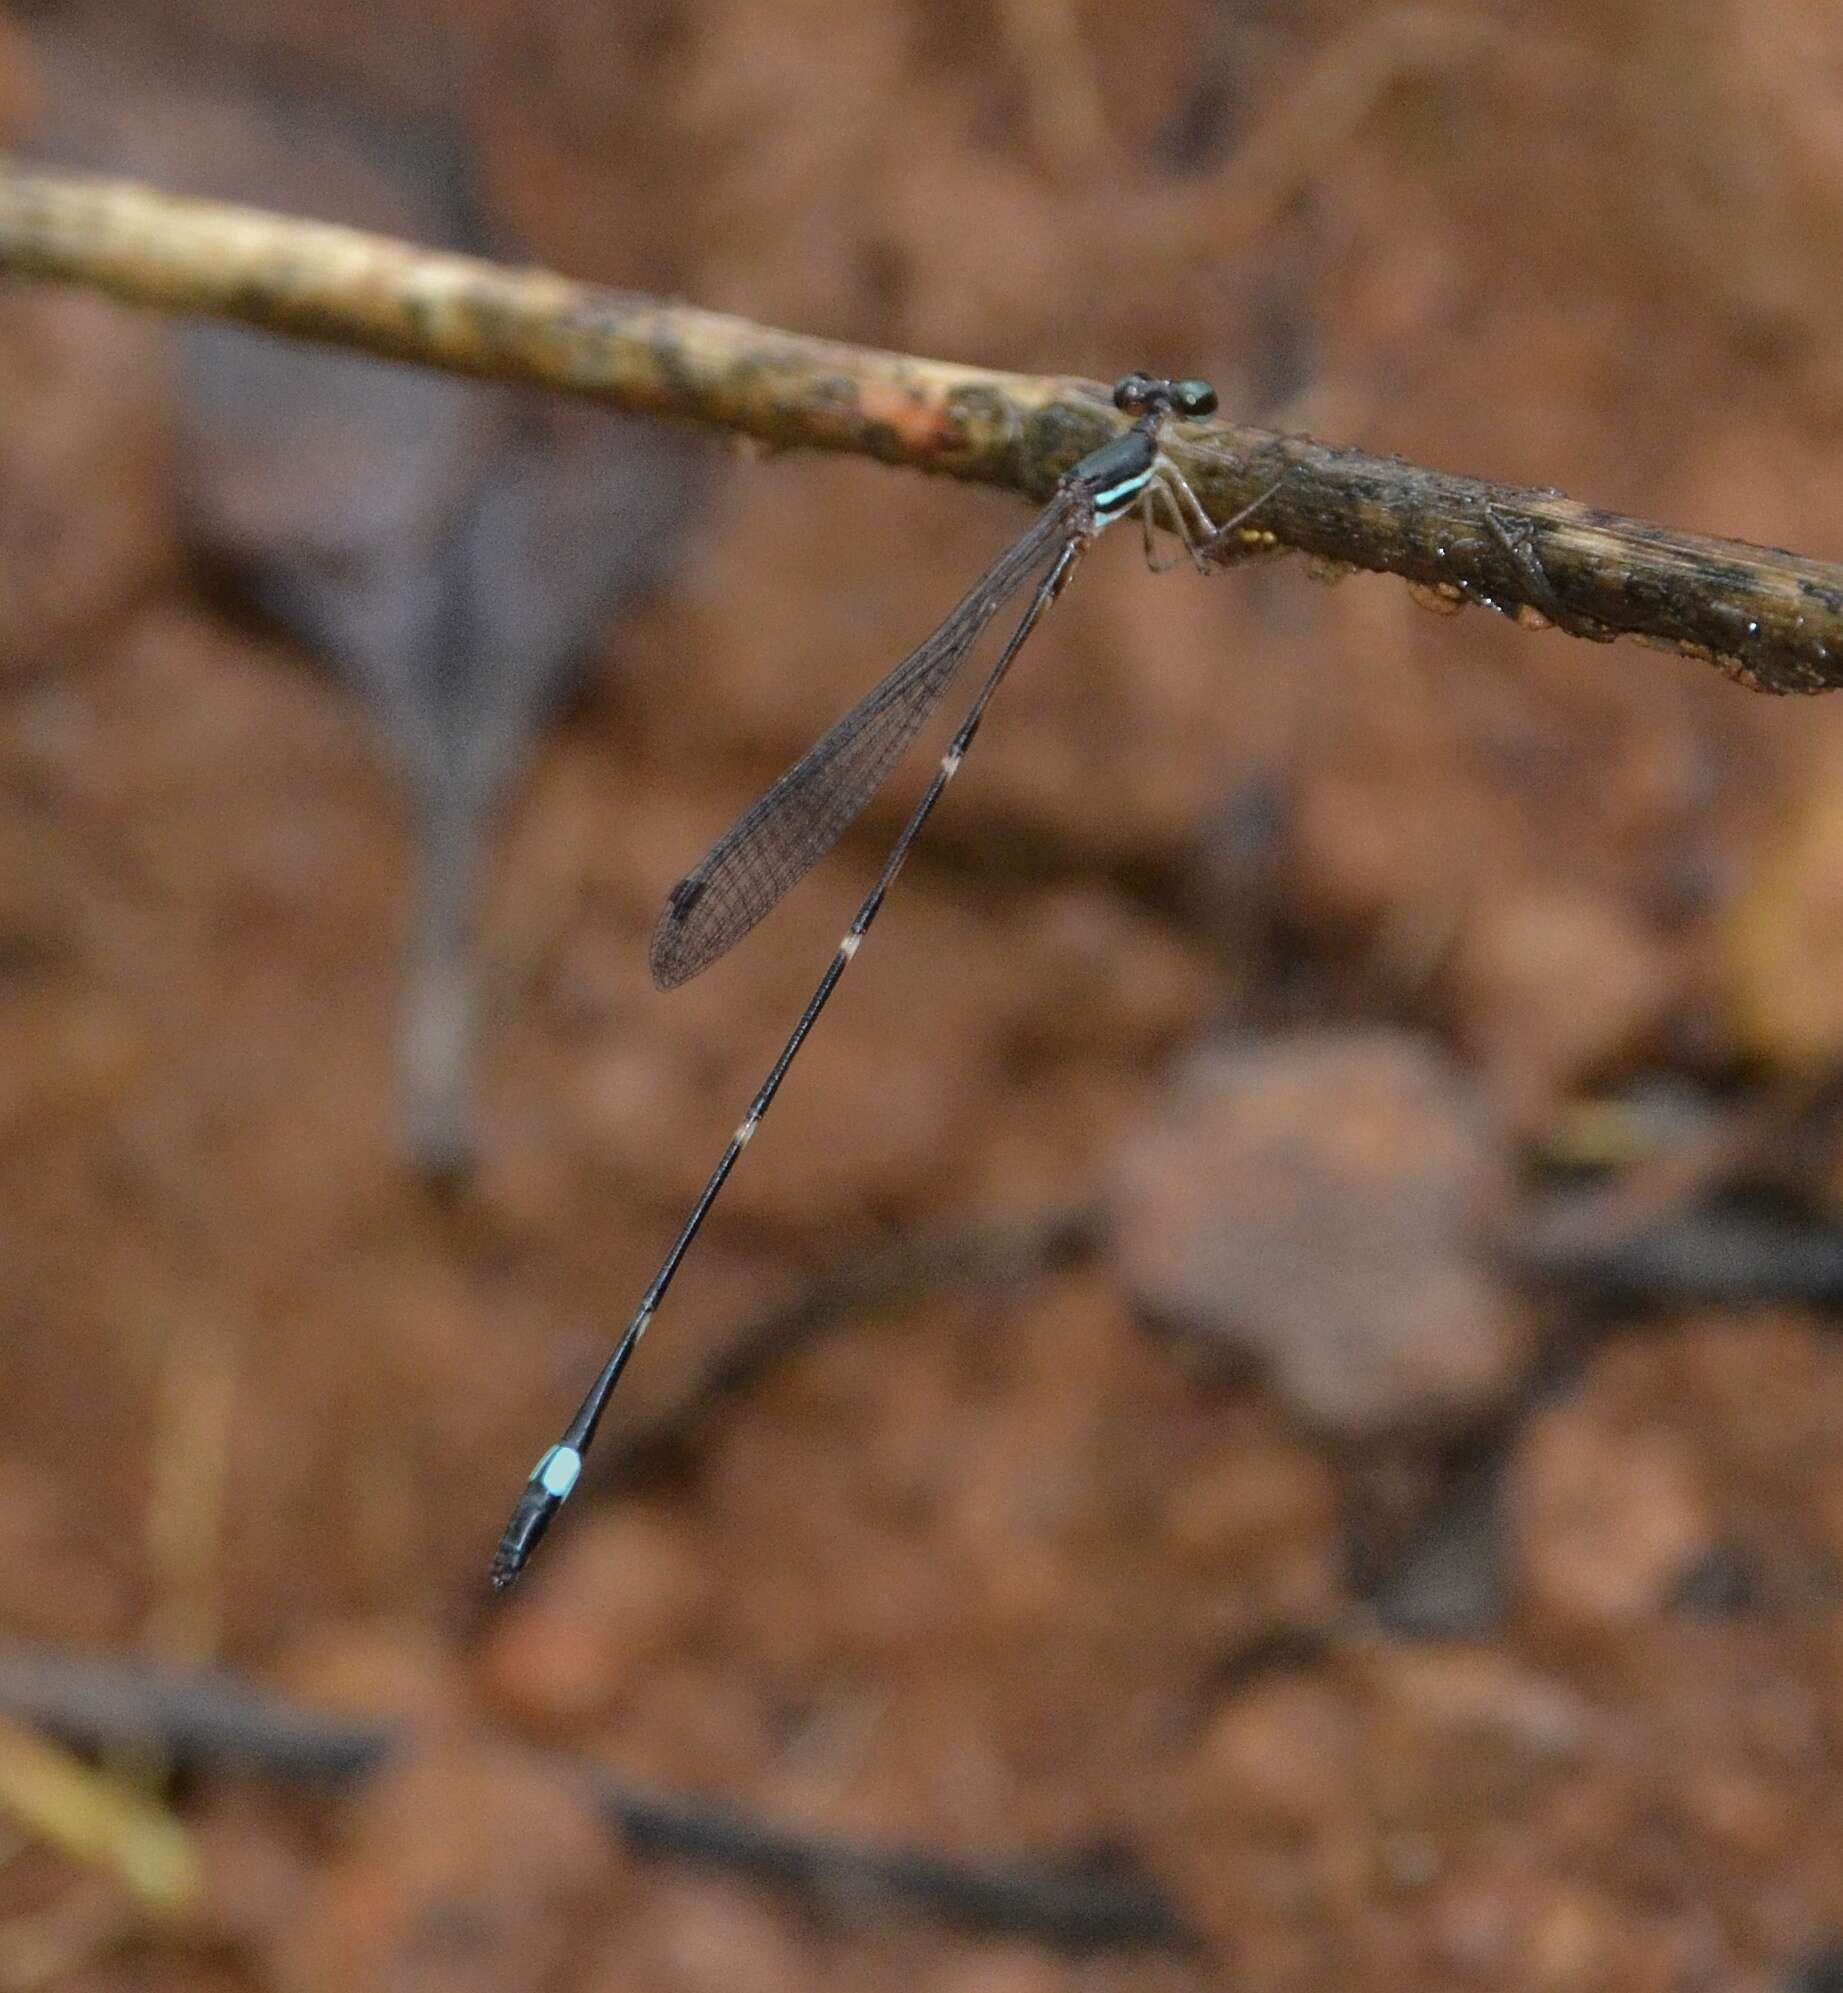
1112;372;1157;412
1172;378;1218;418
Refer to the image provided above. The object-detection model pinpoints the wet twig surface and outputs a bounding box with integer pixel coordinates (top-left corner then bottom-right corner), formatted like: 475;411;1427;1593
4;159;1843;692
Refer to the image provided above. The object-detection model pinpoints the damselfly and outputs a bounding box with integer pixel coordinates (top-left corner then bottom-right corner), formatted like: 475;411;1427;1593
491;372;1273;1589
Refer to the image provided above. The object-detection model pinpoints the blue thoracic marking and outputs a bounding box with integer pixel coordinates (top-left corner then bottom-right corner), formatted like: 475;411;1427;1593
1072;428;1159;527
1093;465;1154;520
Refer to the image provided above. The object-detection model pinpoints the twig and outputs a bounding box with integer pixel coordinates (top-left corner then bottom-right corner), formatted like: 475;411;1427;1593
1509;1064;1843;1267
0;1715;202;1923
1182;7;1499;251
1512;1196;1843;1308
1;159;1841;692
991;0;1111;179
143;1316;239;1668
0;1648;1187;1951
604;1206;1102;1484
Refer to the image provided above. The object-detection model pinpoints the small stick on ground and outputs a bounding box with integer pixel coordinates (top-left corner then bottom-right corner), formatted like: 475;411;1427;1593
1511;1063;1843;1267
604;1206;1102;1484
0;1646;1188;1951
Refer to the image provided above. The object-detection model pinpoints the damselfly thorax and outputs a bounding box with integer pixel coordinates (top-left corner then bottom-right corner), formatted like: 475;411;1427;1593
1064;371;1237;568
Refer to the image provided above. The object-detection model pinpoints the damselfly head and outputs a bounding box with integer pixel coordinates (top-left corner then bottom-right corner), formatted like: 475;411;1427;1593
1111;373;1219;421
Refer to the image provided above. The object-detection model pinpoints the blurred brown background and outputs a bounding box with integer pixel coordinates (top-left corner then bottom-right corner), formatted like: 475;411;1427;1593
5;1;1843;1986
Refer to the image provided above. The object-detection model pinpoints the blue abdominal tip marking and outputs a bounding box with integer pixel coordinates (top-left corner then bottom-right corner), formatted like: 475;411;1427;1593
536;1445;582;1500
